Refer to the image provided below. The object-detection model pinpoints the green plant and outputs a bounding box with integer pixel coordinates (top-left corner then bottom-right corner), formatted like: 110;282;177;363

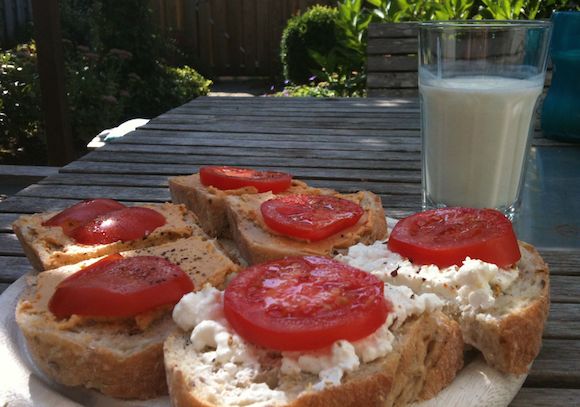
280;5;339;84
274;82;340;98
0;43;46;164
0;0;212;164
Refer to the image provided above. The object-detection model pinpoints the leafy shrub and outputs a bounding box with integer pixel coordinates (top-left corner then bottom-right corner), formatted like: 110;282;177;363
0;0;211;164
0;43;45;164
280;6;339;84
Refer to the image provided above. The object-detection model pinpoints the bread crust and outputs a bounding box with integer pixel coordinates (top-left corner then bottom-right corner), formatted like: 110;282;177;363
460;241;550;374
19;313;171;399
226;191;387;265
164;312;463;407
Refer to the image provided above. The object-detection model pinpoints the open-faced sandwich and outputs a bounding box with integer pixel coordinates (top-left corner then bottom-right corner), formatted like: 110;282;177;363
12;199;203;270
170;166;387;265
11;169;550;406
16;235;239;399
164;256;464;407
337;207;550;375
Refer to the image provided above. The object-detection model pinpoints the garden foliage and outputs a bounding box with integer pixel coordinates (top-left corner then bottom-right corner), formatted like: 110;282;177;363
0;0;211;164
279;0;578;97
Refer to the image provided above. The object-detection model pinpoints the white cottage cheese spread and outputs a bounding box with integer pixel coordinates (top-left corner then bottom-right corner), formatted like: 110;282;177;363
172;281;443;398
336;241;519;314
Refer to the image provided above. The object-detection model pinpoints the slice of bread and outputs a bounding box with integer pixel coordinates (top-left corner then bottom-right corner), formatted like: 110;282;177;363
13;202;203;271
225;191;388;265
337;241;549;375
164;310;463;407
169;174;333;238
15;236;240;399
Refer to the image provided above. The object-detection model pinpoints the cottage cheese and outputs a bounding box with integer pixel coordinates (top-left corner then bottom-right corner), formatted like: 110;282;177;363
336;241;519;313
172;282;442;397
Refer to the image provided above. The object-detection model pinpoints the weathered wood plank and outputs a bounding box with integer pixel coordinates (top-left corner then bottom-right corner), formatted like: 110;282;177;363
123;128;423;143
16;184;170;202
60;161;423;182
0;256;31;283
0;213;21;232
367;72;418;89
367;88;420;98
367;37;418;55
80;151;422;171
98;142;423;162
511;388;580;407
368;55;418;72
526;339;580;387
544;303;580;339
0;233;24;256
550;276;580;304
368;23;418;38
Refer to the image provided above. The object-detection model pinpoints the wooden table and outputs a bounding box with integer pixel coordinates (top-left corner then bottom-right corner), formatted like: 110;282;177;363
1;97;579;406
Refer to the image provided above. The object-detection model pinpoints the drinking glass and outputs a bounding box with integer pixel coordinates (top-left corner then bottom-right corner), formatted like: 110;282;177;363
418;21;552;219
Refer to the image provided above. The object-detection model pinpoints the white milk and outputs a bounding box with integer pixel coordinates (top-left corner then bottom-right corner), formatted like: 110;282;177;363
420;76;543;210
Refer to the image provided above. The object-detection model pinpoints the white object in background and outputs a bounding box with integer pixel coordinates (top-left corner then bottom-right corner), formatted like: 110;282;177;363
87;118;150;149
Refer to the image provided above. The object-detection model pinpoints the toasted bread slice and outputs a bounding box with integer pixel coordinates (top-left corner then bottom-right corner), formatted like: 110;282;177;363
169;174;334;238
12;202;203;271
225;190;388;265
337;241;549;375
164;310;463;407
15;236;239;399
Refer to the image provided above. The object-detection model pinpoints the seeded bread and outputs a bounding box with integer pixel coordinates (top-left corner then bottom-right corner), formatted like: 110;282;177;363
458;242;549;374
169;174;333;238
225;190;388;265
164;311;463;407
338;241;550;376
15;235;240;399
12;202;203;271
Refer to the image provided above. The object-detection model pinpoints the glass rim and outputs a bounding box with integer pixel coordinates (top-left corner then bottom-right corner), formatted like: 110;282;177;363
419;20;551;30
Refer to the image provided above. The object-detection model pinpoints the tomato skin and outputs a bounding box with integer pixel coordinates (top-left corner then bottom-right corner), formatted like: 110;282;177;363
48;254;194;319
199;166;292;193
42;199;126;234
223;256;390;351
260;194;364;241
387;207;521;268
68;207;166;245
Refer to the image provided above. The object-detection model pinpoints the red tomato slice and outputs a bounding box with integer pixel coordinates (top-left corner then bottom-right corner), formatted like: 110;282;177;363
223;256;390;351
48;254;194;319
387;207;521;268
68;207;166;245
260;194;364;241
199;166;292;193
42;199;126;235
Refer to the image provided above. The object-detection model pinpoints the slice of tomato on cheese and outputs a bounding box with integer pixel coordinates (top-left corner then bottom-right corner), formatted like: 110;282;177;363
260;194;364;241
48;254;194;319
68;207;166;245
223;256;390;351
199;166;292;193
42;199;126;235
387;207;521;268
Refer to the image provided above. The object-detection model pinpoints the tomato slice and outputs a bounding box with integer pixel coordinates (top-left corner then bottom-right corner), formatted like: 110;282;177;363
68;207;166;245
223;256;390;351
42;199;126;235
260;194;364;241
387;207;521;268
199;166;292;193
48;254;194;319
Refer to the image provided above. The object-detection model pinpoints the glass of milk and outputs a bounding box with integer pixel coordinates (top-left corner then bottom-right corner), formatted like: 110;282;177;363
419;21;551;219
